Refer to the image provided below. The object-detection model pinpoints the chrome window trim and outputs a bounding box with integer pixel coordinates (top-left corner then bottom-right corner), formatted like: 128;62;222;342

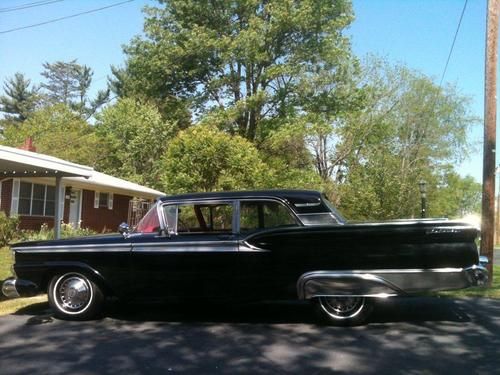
237;197;303;230
159;200;238;235
297;212;340;226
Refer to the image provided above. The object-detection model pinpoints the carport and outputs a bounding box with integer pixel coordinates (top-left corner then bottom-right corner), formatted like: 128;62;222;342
0;145;93;239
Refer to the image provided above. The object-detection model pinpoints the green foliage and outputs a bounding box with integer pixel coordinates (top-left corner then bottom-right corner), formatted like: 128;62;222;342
95;98;177;189
18;223;97;242
161;125;267;193
113;0;356;140
259;122;324;189
429;169;482;218
333;59;479;220
0;213;19;247
40;60;109;118
1;104;101;167
0;73;40;123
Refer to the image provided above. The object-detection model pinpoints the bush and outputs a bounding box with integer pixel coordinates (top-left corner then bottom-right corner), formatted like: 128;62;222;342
19;222;97;242
0;212;19;247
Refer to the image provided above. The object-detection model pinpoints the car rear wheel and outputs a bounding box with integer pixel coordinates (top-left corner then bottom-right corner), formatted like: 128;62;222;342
315;296;373;326
48;272;104;320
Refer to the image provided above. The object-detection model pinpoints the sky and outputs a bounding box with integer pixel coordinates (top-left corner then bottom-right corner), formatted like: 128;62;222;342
0;0;493;182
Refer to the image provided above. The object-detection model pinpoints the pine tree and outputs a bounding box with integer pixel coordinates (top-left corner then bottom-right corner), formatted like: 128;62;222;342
41;60;109;118
0;73;39;123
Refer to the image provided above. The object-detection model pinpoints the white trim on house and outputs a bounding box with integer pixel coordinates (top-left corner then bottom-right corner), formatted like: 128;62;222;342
64;171;162;199
10;178;19;215
0;145;93;178
0;145;164;199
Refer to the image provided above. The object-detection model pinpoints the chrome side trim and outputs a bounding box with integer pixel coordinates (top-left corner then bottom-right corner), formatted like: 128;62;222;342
133;241;236;247
14;243;131;252
132;240;238;253
132;247;238;253
297;271;403;300
238;241;270;252
15;248;131;253
297;266;488;300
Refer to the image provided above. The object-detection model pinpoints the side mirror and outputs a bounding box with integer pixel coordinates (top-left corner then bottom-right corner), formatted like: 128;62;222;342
118;222;130;235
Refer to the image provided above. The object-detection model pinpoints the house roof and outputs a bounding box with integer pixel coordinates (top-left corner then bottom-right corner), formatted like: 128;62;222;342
0;145;93;178
0;145;164;199
64;171;163;199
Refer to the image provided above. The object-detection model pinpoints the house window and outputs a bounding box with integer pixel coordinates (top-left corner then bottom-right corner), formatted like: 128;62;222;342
18;182;55;216
99;192;109;208
94;191;113;210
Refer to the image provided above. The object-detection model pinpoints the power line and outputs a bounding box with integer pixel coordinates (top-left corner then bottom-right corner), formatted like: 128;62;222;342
439;0;468;87
0;0;135;35
0;0;64;13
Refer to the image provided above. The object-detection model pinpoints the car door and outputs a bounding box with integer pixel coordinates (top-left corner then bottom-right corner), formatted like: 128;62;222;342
237;199;303;300
131;200;240;301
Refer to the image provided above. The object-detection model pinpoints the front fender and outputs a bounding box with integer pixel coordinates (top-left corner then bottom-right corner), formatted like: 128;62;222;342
16;261;111;295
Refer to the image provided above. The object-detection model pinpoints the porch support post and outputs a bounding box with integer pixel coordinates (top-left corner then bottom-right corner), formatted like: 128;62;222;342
54;175;62;239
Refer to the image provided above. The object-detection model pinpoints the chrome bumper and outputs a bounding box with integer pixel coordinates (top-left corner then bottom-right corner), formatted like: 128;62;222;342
2;278;39;299
466;257;489;287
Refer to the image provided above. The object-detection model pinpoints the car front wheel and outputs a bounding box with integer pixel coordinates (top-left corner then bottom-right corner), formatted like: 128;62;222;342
315;296;373;326
48;272;104;320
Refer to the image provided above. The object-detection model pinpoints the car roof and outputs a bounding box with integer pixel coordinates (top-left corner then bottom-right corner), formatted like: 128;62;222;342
158;190;332;213
159;189;319;201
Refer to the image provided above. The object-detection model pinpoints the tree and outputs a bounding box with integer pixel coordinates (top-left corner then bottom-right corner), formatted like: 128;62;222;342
41;60;109;118
0;73;40;123
95;98;177;189
161;125;267;193
1;104;101;167
428;169;482;218
333;59;479;219
112;0;356;140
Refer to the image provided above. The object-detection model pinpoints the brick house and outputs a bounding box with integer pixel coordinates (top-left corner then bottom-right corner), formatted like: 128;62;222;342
0;145;164;234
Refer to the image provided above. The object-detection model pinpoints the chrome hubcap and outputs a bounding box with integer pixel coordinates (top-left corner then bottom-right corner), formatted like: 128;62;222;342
56;275;91;312
320;297;365;319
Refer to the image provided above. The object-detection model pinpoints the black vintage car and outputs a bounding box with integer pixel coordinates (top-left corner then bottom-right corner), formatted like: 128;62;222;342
2;190;488;325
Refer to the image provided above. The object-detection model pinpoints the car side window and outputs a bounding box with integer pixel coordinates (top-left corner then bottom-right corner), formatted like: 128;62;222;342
165;203;233;234
240;201;298;233
135;206;161;233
